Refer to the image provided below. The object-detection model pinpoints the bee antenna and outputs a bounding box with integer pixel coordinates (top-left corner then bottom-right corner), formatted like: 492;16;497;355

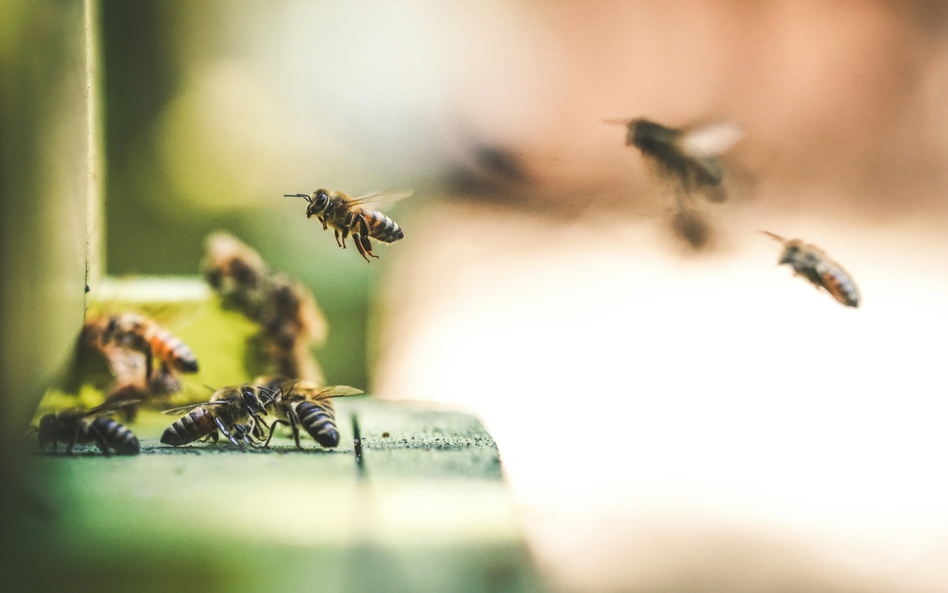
602;118;632;126
203;384;217;392
758;230;788;244
284;193;312;204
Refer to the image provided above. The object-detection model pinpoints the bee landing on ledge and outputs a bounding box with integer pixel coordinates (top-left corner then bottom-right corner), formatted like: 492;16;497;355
606;118;744;204
761;231;860;308
285;188;410;262
255;376;363;449
160;384;274;447
30;401;141;456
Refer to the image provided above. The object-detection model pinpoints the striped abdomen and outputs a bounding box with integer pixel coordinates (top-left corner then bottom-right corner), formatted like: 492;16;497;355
296;400;340;447
819;264;860;308
146;323;199;373
161;408;216;446
357;208;404;243
90;417;140;455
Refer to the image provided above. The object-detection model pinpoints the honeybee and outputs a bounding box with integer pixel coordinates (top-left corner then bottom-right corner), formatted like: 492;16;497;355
761;231;860;308
32;401;140;455
160;384;274;447
202;232;270;318
285;189;411;262
606;118;743;203
95;313;199;382
259;273;328;382
255;377;363;449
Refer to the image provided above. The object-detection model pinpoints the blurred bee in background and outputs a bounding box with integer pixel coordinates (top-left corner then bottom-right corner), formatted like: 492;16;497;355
259;274;327;381
30;401;140;455
94;312;199;382
80;314;196;419
761;231;860;308
285;189;410;262
202;233;327;384
606;118;744;204
160;384;275;447
202;232;270;319
256;376;362;449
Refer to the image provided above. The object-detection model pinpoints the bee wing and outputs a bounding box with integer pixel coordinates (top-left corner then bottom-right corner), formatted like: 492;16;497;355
678;122;744;158
161;401;228;415
310;386;364;399
347;190;413;211
86;399;142;417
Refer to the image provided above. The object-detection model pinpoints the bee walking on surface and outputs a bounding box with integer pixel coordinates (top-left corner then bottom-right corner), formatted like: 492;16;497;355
160;384;274;447
31;401;140;455
285;189;410;262
256;377;363;449
97;313;199;382
761;231;860;308
606;118;744;203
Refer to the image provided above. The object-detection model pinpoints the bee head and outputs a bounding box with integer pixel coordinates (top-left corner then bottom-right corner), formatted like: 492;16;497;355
631;118;681;153
304;190;330;218
37;414;57;447
779;244;801;265
240;385;268;415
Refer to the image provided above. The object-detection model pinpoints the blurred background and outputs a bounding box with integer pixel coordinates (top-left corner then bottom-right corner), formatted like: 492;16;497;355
5;0;948;591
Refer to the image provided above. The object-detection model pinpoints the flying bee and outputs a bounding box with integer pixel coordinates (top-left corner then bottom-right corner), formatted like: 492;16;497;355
285;189;411;262
761;231;860;308
606;118;744;203
31;401;140;456
255;377;363;449
160;384;274;447
96;312;199;382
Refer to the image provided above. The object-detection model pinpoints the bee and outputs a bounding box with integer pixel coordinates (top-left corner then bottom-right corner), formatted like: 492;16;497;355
96;313;199;382
160;384;274;447
761;231;860;308
259;273;327;383
285;189;411;262
202;232;270;318
606;118;743;203
255;377;363;449
32;401;140;455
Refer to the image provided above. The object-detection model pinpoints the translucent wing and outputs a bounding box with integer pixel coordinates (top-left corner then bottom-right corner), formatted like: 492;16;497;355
86;399;142;417
679;122;744;157
347;190;413;211
309;385;364;399
161;401;229;415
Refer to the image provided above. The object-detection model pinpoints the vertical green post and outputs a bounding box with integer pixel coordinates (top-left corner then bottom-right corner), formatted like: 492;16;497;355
0;0;102;436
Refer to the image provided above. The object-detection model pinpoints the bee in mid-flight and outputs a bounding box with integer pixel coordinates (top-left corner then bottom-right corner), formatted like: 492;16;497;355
761;231;860;308
607;118;743;203
285;189;410;262
96;313;199;382
160;384;273;447
32;401;140;455
255;376;363;449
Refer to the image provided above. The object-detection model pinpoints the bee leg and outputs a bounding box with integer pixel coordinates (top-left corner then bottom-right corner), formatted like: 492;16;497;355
354;214;378;262
263;419;290;448
334;228;344;248
340;225;350;249
66;428;80;455
289;410;303;449
144;343;154;383
88;424;113;457
213;416;242;446
318;216;328;231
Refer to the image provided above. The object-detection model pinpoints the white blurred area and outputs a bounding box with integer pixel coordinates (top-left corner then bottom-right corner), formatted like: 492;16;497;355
375;204;948;592
149;0;948;590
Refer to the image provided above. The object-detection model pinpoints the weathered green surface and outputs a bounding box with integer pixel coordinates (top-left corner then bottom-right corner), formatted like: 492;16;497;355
15;398;545;593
